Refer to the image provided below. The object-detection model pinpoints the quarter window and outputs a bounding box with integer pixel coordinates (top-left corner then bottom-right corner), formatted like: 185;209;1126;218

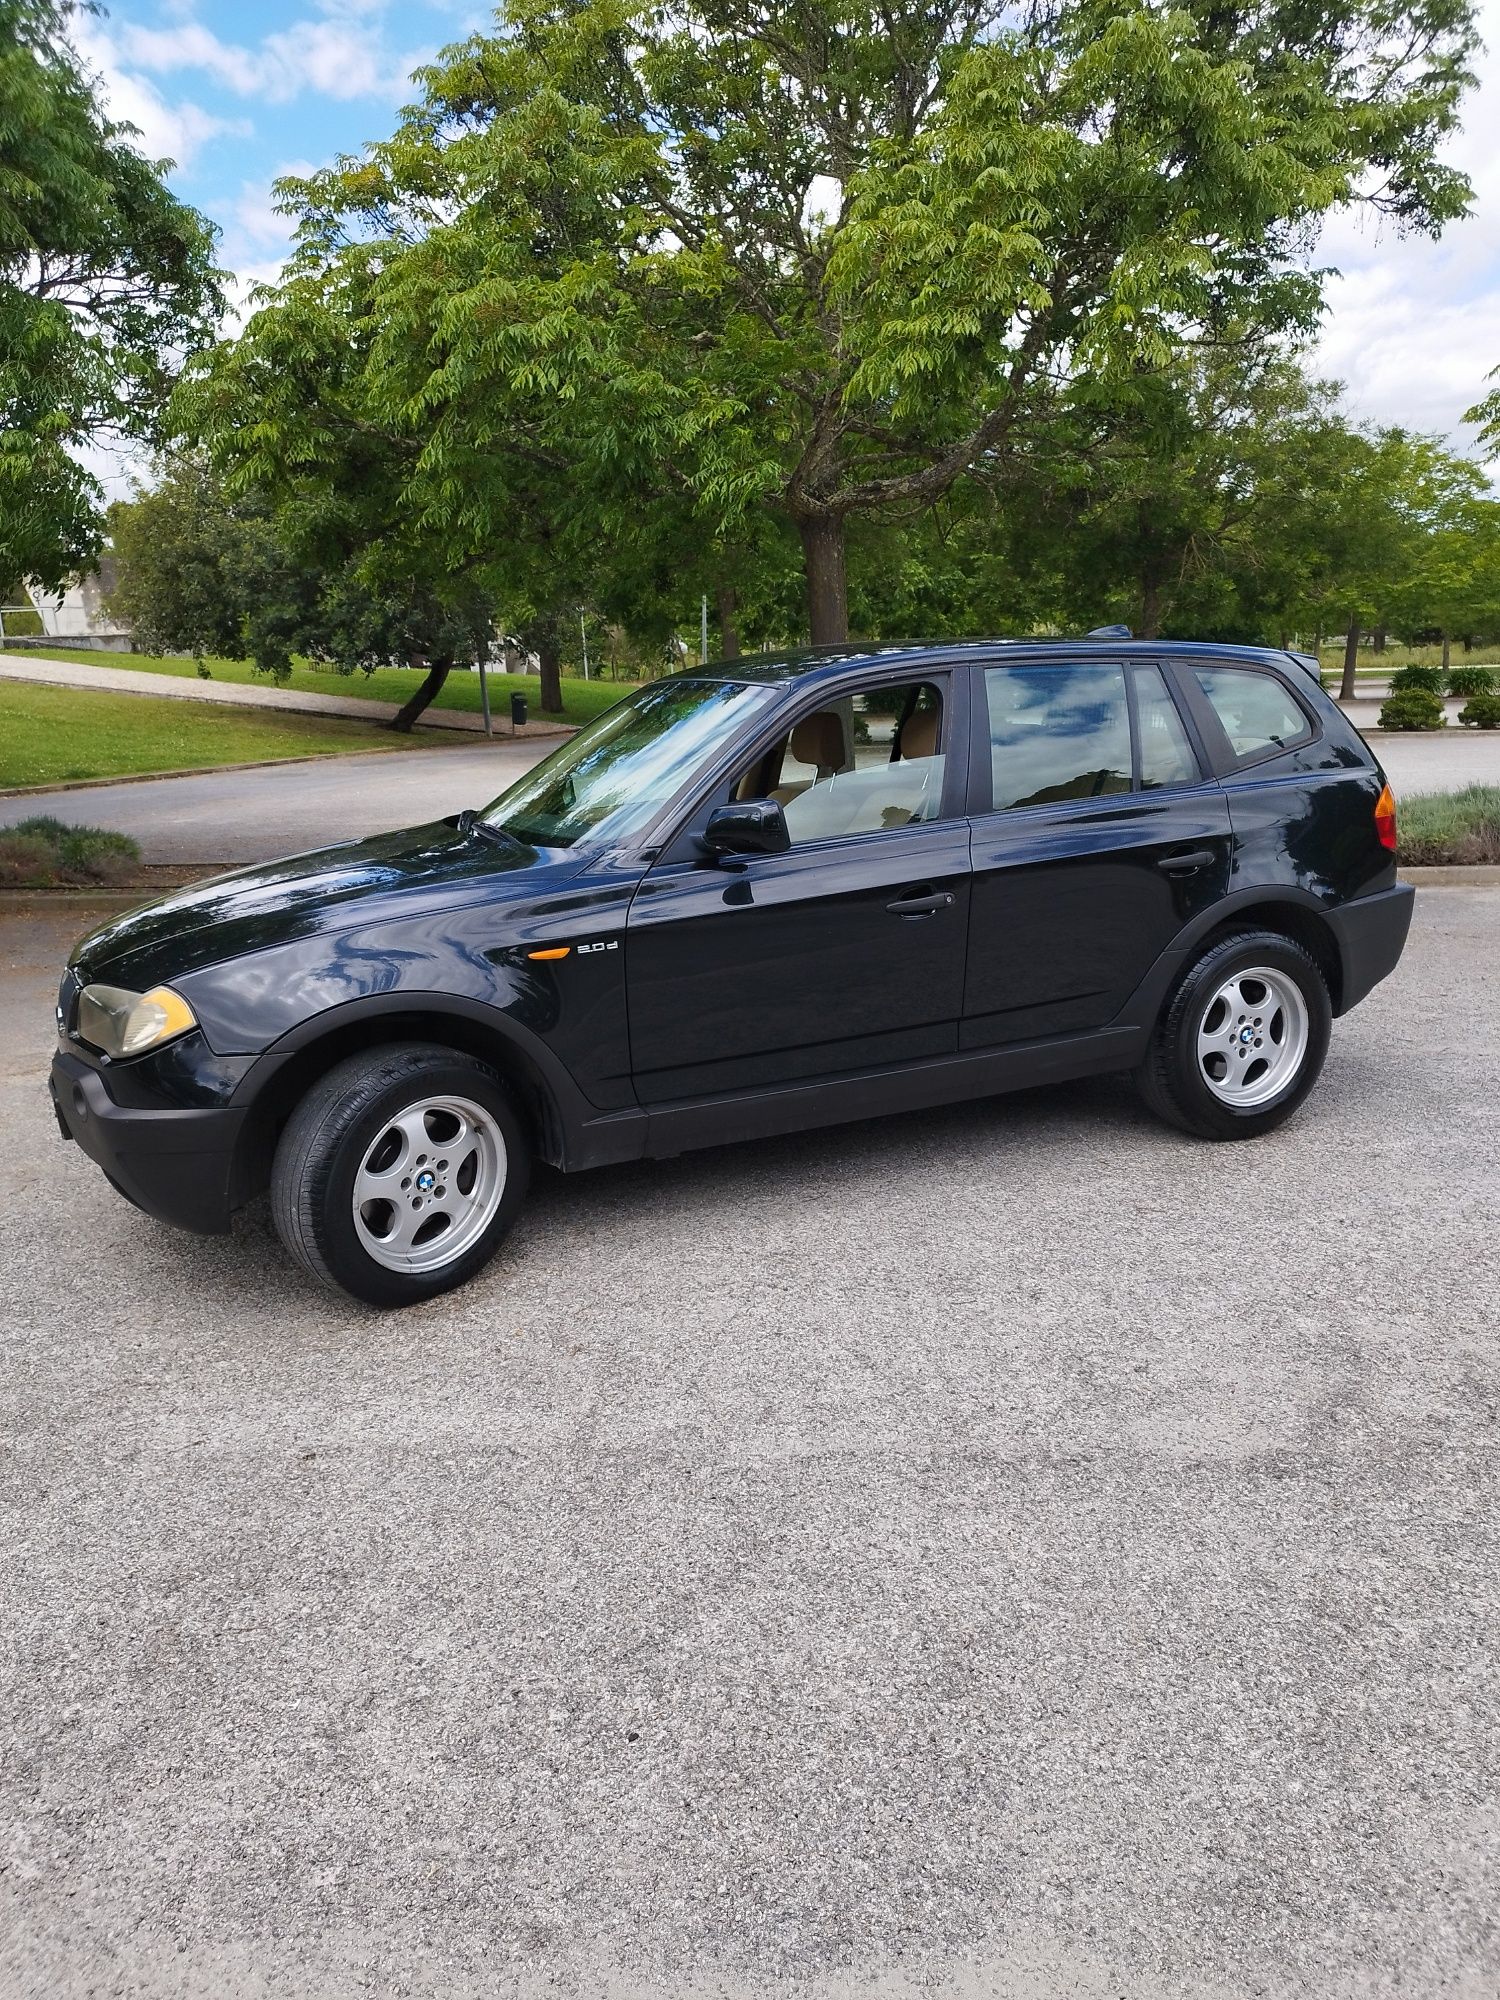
986;666;1131;811
1134;664;1199;789
1193;667;1310;761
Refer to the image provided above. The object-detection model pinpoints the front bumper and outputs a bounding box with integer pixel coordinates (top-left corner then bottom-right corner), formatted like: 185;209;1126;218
50;1048;246;1235
1326;881;1416;1014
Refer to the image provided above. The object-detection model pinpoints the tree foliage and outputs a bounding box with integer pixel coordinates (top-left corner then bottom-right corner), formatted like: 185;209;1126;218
249;0;1475;643
0;0;222;593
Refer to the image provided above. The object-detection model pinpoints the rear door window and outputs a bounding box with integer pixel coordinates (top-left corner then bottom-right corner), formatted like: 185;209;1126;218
985;665;1132;811
1192;666;1312;763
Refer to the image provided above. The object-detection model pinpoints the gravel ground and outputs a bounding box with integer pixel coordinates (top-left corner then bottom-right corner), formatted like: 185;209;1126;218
2;893;1497;2000
2;727;1499;866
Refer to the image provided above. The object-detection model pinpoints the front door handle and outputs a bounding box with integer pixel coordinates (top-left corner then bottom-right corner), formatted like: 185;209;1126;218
1156;848;1216;876
887;889;955;916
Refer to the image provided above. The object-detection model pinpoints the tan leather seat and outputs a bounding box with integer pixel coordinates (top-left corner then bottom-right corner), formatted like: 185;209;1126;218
770;710;845;804
898;704;939;759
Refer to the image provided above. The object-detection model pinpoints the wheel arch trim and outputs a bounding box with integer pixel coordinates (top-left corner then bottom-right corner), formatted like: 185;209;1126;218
226;992;604;1200
1117;886;1349;1033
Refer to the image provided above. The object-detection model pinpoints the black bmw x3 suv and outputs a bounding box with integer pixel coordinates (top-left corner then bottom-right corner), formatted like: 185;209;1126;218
51;638;1413;1306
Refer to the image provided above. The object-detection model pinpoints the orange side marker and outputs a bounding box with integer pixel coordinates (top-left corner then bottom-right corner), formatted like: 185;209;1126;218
527;946;571;961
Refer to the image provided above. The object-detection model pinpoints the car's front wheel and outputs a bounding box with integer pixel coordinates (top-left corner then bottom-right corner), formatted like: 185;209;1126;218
1135;929;1332;1140
270;1043;529;1306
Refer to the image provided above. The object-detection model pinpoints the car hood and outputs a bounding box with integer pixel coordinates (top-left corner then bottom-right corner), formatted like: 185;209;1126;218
70;820;575;990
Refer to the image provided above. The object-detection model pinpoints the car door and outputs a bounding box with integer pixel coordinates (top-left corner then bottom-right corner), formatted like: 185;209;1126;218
962;658;1233;1048
626;670;972;1103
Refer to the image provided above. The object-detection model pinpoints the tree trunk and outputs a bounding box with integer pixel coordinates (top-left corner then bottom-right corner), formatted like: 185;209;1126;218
1139;576;1163;641
799;515;849;645
1338;617;1360;703
537;636;563;714
389;656;453;733
1372;625;1387;653
1278;630;1291;651
716;584;741;660
1442;632;1451;670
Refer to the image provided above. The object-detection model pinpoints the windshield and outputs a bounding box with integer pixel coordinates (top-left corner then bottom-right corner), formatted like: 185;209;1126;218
481;678;776;850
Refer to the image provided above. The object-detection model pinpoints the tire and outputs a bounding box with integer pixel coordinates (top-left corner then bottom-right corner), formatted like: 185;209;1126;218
270;1043;530;1307
1134;929;1332;1141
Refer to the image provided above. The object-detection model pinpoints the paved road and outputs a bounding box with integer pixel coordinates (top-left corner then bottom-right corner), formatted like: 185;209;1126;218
2;892;1496;1999
0;649;575;739
0;742;552;862
3;728;1499;867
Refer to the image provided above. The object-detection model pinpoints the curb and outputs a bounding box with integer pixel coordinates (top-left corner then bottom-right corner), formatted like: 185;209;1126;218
1400;865;1500;887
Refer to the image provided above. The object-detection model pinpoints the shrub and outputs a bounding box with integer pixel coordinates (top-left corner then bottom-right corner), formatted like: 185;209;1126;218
1399;786;1500;865
1378;688;1446;731
3;817;142;886
1458;691;1500;730
1449;665;1497;700
1389;663;1447;695
0;833;62;885
55;826;139;882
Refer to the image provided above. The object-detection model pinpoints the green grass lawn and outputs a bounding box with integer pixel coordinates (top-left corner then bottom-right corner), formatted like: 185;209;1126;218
1399;786;1500;866
1317;643;1500;682
0;681;443;788
4;645;632;727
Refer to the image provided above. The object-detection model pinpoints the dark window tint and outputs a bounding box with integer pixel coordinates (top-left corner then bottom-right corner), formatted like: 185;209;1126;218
1193;667;1309;761
986;666;1131;811
1134;665;1198;788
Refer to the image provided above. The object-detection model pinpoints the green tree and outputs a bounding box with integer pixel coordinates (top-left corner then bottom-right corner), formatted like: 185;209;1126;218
176;254;502;725
0;0;222;593
106;457;286;668
272;0;1474;647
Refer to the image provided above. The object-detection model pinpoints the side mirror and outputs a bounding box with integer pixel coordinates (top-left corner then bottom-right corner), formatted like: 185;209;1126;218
701;798;790;861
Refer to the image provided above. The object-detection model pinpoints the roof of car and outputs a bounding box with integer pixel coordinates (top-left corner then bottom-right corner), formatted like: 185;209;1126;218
675;638;1321;689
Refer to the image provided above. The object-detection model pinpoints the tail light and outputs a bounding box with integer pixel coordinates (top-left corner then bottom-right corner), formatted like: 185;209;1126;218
1374;781;1397;853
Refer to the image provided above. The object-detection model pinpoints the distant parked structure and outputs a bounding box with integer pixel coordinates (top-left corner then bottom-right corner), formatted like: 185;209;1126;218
2;559;133;650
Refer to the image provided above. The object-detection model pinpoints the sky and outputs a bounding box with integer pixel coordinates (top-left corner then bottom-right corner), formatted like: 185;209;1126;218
70;0;1500;501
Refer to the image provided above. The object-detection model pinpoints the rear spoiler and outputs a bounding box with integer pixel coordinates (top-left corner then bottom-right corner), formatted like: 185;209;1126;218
1285;651;1323;685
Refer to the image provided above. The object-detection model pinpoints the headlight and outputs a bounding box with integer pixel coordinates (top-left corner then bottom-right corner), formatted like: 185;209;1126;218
77;983;197;1059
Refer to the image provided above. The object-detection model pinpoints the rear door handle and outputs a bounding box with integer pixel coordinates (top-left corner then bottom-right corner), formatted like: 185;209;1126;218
887;889;955;916
1156;848;1216;875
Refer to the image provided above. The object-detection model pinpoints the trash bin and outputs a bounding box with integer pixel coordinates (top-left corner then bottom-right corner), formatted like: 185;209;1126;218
510;692;527;728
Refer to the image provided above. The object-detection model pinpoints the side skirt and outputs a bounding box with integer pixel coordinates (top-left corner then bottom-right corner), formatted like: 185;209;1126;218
565;1023;1145;1170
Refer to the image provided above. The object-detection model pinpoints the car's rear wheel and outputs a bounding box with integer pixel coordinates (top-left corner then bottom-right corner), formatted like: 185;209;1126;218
270;1043;529;1306
1135;930;1332;1140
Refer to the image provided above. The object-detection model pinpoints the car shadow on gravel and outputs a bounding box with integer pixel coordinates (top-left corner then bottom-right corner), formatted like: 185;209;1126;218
107;1068;1150;1316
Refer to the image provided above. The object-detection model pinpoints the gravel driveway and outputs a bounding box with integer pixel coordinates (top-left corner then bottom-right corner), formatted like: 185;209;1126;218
2;892;1497;1999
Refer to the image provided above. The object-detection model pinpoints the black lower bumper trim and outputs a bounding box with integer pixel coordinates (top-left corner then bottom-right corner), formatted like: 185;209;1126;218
50;1050;245;1235
1326;881;1416;1014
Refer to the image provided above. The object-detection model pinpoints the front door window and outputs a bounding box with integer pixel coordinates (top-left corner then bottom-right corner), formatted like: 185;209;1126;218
737;681;946;842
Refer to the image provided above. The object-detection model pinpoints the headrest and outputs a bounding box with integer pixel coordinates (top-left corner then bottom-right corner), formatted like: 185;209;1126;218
790;710;845;772
899;704;939;759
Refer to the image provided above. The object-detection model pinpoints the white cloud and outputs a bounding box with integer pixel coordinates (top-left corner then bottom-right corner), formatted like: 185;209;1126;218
105;5;427;107
229;164;318;252
1312;0;1500;461
70;15;249;169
